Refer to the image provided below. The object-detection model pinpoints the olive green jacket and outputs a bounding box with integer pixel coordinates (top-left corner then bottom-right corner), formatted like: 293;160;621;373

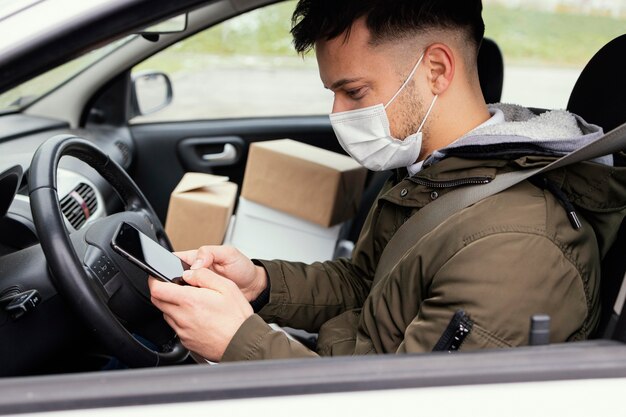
222;109;626;361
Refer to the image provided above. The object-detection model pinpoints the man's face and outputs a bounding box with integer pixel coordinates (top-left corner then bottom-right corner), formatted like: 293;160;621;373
316;18;428;140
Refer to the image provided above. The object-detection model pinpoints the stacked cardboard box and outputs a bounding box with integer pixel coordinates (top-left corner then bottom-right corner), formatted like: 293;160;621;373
230;139;367;263
165;173;238;251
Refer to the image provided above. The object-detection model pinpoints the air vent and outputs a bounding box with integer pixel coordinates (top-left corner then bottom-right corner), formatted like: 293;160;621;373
115;141;131;168
60;183;98;229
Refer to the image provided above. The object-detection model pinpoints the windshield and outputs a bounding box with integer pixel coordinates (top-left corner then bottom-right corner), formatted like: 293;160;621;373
0;35;135;113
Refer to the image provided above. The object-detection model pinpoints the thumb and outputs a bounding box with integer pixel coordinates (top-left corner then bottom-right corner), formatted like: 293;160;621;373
182;268;228;292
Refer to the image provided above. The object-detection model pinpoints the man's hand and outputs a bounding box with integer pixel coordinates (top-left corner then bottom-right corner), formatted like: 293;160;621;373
176;246;267;302
149;269;253;362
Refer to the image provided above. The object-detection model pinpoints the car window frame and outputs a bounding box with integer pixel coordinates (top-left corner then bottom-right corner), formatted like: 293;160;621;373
1;340;626;414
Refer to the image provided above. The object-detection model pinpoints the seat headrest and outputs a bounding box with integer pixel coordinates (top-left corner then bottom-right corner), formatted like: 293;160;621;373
477;38;504;104
568;35;626;132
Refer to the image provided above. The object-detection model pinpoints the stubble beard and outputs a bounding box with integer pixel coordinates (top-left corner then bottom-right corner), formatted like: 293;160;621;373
390;82;430;161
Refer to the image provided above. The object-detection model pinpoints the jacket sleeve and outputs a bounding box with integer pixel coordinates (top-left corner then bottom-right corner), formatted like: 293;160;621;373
221;314;319;362
395;232;593;353
253;256;372;334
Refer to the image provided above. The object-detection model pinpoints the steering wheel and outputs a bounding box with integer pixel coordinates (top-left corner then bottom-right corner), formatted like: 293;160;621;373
28;135;189;367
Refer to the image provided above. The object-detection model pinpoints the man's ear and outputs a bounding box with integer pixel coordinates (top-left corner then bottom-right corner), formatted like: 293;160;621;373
423;44;455;95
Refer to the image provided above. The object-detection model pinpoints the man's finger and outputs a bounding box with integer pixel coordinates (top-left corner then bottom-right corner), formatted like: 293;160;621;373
182;268;235;294
192;246;223;270
151;295;177;314
148;276;188;305
161;312;182;333
196;245;242;269
174;250;198;266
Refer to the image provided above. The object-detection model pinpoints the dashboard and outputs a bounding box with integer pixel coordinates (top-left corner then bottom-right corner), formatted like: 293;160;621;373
0;113;133;254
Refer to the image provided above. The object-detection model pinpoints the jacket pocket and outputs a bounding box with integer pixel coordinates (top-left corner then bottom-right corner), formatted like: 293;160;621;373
316;309;361;356
462;322;513;350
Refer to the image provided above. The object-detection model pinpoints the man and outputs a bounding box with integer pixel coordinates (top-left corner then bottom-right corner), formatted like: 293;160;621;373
149;0;626;362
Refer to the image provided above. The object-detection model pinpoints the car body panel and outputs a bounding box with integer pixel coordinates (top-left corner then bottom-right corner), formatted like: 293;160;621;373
2;341;626;414
10;378;626;417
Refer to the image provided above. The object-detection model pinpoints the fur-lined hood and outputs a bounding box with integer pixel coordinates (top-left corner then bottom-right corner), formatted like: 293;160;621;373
425;103;610;167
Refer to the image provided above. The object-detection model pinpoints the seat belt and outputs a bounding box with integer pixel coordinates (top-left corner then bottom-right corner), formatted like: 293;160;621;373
374;122;626;281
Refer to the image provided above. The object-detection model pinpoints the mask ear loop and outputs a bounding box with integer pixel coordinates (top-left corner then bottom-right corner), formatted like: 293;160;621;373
417;94;438;134
384;53;425;110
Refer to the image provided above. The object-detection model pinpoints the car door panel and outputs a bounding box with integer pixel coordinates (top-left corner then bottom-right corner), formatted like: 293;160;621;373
129;115;339;222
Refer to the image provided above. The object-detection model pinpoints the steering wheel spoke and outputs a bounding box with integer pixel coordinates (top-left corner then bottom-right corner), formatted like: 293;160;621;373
83;266;126;303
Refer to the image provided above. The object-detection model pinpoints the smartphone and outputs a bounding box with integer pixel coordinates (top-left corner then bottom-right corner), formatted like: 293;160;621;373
111;222;190;284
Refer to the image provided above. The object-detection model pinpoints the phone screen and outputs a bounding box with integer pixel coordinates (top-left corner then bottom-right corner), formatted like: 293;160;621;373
111;222;189;284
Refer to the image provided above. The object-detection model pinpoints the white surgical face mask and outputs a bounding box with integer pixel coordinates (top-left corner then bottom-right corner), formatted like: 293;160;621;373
329;53;438;171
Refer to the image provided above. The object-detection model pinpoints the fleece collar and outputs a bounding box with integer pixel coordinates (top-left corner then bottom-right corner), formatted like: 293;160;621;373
422;103;610;169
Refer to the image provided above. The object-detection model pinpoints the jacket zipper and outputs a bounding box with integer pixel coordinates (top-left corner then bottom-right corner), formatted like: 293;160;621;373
433;310;474;352
410;176;492;189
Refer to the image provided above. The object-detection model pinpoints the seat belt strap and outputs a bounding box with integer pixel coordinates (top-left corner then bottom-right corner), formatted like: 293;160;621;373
374;121;626;281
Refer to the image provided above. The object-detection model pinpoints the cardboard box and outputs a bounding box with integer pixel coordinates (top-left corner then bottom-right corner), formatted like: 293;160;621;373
165;173;238;251
241;139;367;227
230;198;343;263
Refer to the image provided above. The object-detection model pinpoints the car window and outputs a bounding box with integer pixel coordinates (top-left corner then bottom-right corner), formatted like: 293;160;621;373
483;0;626;109
130;0;331;124
131;0;626;123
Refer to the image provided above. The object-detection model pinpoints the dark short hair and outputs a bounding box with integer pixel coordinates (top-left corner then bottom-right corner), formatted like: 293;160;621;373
291;0;485;55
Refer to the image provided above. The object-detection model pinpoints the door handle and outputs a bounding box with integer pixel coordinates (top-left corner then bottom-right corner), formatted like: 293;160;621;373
178;136;245;171
202;143;238;164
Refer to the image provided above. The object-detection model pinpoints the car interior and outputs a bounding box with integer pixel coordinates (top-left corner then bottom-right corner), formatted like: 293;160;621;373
0;0;625;390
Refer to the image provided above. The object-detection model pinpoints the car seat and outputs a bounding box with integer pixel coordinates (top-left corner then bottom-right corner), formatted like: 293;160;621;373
566;34;626;339
343;37;505;245
477;38;504;105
